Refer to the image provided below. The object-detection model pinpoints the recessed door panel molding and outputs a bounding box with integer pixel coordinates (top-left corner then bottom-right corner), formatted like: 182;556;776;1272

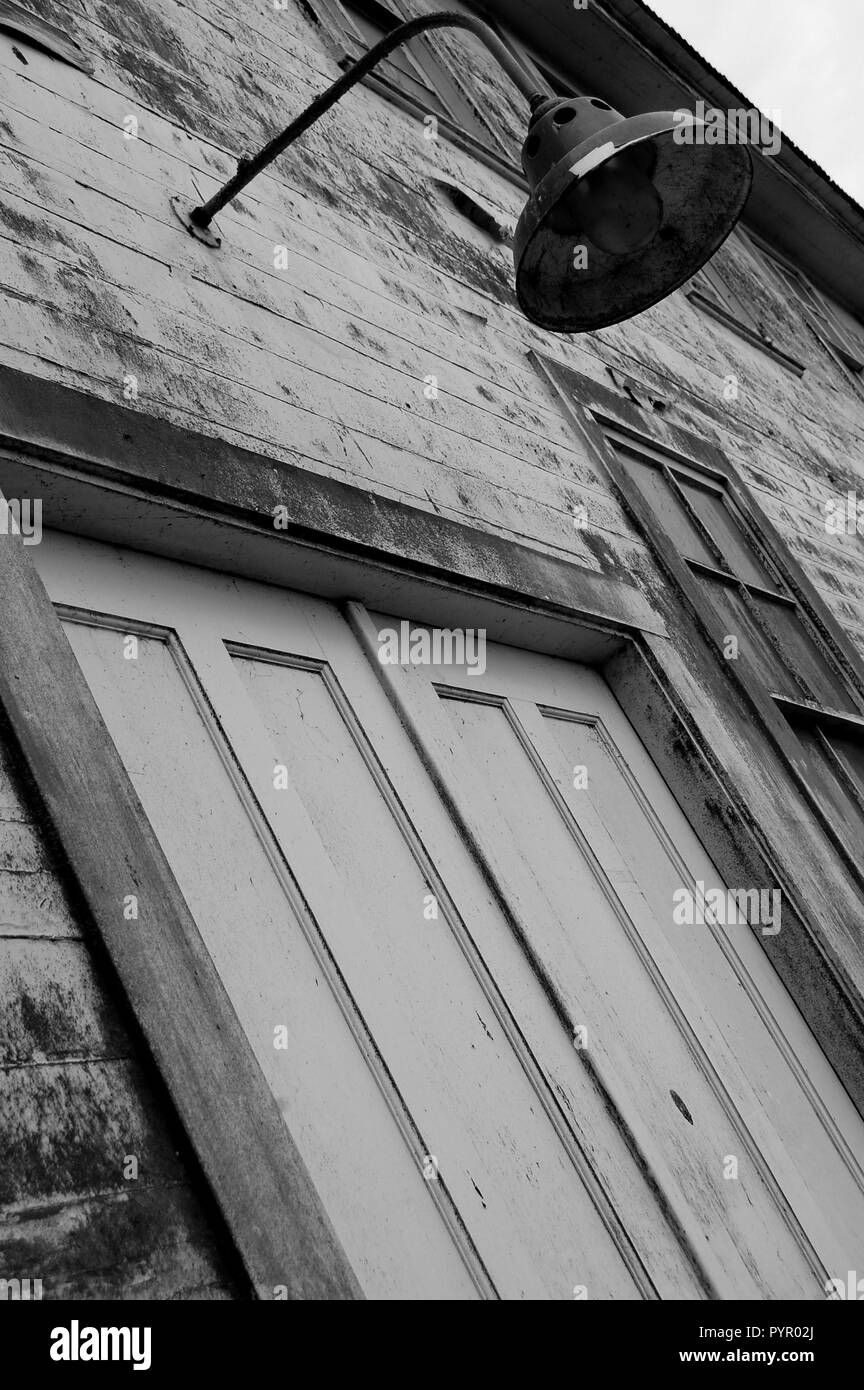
31;531;864;1299
539;710;864;1198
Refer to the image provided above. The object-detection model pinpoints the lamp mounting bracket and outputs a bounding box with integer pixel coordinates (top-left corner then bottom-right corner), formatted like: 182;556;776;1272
173;11;545;239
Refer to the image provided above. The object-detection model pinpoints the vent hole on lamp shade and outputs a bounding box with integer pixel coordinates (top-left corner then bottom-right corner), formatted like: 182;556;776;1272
525;134;540;158
590;98;611;110
553;106;577;126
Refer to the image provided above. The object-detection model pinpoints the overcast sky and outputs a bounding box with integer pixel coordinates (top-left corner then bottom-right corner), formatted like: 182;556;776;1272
646;0;862;206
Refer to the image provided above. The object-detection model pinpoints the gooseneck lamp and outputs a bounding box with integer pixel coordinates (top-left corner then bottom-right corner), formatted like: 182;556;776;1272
171;10;753;333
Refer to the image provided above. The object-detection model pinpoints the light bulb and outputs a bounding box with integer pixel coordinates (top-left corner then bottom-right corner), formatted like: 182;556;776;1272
551;149;664;255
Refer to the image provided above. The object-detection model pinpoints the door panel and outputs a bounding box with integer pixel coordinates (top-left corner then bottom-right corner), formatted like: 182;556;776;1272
229;649;643;1299
59;621;482;1300
31;533;864;1299
430;693;822;1296
542;706;864;1232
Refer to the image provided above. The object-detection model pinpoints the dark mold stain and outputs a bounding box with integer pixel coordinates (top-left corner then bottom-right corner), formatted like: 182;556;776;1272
579;528;619;573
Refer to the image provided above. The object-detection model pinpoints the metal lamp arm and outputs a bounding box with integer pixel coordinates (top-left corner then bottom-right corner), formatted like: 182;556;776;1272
190;10;545;228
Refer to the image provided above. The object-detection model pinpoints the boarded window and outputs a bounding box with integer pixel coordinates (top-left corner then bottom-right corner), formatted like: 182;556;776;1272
612;442;864;858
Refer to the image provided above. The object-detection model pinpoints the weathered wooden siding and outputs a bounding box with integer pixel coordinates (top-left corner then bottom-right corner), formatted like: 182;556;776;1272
0;729;246;1299
0;0;861;655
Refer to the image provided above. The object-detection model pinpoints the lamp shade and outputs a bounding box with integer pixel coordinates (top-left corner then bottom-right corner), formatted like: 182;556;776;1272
514;96;753;333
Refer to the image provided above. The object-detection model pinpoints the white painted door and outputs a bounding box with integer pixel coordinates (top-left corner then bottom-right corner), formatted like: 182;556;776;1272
33;532;864;1300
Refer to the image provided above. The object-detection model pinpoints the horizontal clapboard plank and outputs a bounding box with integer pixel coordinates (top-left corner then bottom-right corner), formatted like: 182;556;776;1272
0;738;30;822
0;937;134;1066
0;1058;191;1208
0;1182;243;1300
0;867;81;937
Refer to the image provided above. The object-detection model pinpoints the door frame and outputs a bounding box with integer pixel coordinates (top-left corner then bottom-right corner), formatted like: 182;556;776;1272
1;362;863;1297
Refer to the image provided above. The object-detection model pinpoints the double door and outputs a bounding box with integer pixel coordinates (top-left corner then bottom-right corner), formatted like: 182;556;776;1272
33;531;864;1299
